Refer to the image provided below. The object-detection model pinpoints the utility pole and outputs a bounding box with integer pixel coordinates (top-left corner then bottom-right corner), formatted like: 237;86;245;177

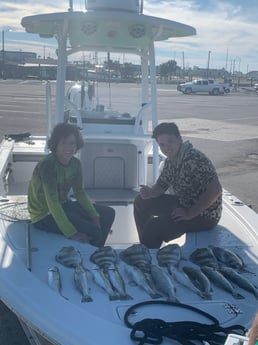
182;52;185;79
2;29;6;80
225;47;228;71
206;50;211;79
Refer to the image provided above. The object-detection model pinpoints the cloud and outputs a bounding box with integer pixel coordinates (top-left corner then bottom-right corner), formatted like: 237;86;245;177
1;1;67;29
144;0;258;70
1;0;258;71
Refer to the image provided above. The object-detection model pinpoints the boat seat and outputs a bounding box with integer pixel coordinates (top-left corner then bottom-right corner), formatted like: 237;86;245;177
86;188;138;204
81;142;138;190
80;142;139;204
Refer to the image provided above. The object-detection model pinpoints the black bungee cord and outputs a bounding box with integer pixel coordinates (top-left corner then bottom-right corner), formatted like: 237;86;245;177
124;300;247;345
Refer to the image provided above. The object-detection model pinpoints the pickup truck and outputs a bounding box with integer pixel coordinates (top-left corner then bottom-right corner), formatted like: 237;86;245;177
177;79;225;95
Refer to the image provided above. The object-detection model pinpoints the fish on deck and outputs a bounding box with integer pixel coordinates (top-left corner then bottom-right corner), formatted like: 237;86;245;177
91;268;119;301
150;264;179;302
182;266;213;300
74;264;93;303
90;246;119;270
210;246;252;273
124;265;161;299
219;267;258;299
120;244;152;272
56;246;83;268
201;266;244;299
47;266;68;300
190;248;218;269
157;243;182;270
105;267;132;300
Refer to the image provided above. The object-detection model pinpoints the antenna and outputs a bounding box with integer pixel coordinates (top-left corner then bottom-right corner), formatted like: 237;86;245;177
68;0;73;12
140;0;143;13
107;52;112;109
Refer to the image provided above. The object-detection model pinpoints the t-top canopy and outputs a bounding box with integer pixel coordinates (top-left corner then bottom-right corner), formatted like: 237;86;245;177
21;10;196;54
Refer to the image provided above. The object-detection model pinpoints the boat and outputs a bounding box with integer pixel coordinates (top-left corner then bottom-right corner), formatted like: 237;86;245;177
0;1;257;345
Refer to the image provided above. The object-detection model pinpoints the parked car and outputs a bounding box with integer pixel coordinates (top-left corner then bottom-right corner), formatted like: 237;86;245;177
177;79;224;95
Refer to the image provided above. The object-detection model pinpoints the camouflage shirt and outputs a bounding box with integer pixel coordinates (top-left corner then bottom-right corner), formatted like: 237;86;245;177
156;141;222;220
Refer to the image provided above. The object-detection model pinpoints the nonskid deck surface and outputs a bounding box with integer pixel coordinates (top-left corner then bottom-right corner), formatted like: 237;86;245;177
1;195;258;334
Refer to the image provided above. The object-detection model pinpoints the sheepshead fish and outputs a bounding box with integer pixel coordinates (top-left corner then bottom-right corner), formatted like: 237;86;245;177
106;268;132;300
48;266;68;300
125;265;161;299
121;244;151;256
150;264;179;302
120;244;152;271
219;267;258;299
90;246;119;270
56;246;82;268
201;266;244;299
91;268;119;300
74;264;93;303
157;244;182;270
169;266;204;298
210;246;251;273
183;266;212;300
190;247;218;268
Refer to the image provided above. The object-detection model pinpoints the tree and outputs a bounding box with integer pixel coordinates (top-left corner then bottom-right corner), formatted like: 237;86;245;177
120;62;136;80
158;59;177;79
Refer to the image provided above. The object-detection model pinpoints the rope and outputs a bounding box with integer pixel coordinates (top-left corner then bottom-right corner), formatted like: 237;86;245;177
0;201;29;222
124;301;247;345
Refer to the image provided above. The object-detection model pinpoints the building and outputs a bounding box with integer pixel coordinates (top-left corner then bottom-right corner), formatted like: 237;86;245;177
0;50;37;63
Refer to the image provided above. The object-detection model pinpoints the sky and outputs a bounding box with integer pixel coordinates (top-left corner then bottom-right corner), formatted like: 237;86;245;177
1;0;258;73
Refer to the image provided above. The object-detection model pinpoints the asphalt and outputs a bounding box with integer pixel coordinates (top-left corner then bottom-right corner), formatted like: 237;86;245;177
0;303;29;345
0;80;257;344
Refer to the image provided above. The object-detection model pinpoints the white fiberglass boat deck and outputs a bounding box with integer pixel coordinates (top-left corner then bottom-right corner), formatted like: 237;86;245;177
0;185;258;345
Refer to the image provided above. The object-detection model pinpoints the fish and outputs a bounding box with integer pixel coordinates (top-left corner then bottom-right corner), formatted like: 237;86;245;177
47;266;68;300
106;268;133;300
55;246;83;268
150;264;179;302
90;246;119;270
157;244;182;270
122;244;151;256
169;266;205;298
120;244;152;271
210;246;252;273
182;266;213;300
201;266;244;299
219;267;258;299
124;265;161;299
190;247;218;268
91;268;119;300
74;264;93;302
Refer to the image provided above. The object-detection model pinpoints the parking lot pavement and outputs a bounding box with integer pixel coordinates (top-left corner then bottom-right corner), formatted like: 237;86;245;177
0;302;29;345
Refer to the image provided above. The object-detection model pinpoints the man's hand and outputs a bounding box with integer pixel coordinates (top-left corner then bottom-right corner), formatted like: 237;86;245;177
139;185;153;199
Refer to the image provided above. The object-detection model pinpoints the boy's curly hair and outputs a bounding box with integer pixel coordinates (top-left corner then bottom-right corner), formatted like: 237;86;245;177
47;123;84;153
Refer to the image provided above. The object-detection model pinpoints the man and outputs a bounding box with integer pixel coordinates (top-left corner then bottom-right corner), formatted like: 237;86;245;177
134;122;222;248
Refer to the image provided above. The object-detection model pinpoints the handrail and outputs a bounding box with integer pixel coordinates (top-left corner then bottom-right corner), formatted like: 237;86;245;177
134;103;151;134
46;81;52;137
64;98;83;129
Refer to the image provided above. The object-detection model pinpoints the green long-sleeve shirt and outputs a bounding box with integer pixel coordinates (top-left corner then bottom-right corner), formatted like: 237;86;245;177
28;153;99;238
